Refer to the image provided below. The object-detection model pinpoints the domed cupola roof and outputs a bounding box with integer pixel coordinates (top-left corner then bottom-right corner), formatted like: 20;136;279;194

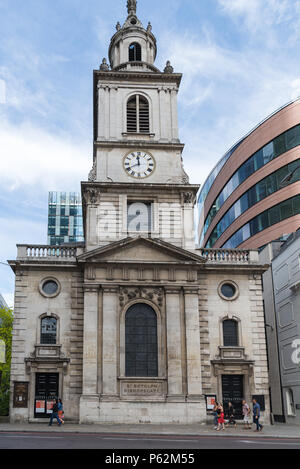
108;0;159;72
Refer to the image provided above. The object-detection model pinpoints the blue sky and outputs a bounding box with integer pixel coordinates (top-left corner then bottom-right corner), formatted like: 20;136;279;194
1;0;300;307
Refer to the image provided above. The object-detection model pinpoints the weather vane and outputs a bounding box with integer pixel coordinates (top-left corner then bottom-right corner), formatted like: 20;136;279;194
127;0;137;15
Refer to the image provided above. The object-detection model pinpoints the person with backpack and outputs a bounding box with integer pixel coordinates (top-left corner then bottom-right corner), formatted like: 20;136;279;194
48;399;62;426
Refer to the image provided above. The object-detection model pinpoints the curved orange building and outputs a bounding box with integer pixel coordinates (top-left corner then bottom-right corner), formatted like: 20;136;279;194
198;98;300;250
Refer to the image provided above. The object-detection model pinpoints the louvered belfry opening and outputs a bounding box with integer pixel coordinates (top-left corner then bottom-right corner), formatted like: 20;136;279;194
129;42;142;62
127;95;150;134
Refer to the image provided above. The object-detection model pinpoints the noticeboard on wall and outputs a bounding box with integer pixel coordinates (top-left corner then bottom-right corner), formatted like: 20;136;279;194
13;382;29;408
205;395;217;411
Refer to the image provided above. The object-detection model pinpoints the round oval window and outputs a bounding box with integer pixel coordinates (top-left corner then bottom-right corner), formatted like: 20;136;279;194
42;280;59;296
220;283;236;299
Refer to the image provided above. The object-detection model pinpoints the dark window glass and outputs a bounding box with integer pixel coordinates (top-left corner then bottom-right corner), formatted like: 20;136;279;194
42;280;58;296
286;126;300;150
221;283;236;299
280;199;293;220
268;205;280;226
274;133;286;157
129;42;142;62
125;304;158;377
253;149;264;171
223;320;238;346
41;317;57;344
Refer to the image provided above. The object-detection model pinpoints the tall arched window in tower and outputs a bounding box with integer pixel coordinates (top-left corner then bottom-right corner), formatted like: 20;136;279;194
129;42;142;62
41;317;57;345
223;319;239;347
125;303;158;377
127;95;150;133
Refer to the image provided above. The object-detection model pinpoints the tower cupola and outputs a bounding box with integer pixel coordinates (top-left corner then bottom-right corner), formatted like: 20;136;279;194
108;0;158;72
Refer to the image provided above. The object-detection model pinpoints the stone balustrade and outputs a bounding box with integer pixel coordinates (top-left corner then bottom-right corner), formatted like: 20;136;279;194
17;244;84;261
17;244;257;264
197;248;258;263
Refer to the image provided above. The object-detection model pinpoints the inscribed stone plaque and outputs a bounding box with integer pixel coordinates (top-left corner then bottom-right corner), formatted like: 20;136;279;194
121;381;164;397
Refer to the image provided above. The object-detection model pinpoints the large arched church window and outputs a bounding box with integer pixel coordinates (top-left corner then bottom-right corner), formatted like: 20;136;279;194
125;303;158;377
129;42;142;62
127;95;150;133
223;319;239;347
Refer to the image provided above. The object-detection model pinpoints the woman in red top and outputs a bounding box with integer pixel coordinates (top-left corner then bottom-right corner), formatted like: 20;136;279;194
216;403;225;431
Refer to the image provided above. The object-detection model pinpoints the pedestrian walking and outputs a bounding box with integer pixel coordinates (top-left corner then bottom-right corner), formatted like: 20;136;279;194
226;401;237;428
242;400;251;430
216;403;225;431
213;401;219;429
58;398;64;425
49;399;62;427
252;398;263;432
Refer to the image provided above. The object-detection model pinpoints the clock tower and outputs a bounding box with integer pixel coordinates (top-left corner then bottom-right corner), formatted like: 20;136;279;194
79;1;206;424
83;0;199;251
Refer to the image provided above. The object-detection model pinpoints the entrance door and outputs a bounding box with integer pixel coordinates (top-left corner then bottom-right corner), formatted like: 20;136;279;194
34;373;59;418
222;375;244;419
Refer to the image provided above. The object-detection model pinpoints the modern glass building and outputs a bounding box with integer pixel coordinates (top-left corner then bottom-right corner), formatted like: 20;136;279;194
0;294;8;309
47;192;84;246
198;98;300;250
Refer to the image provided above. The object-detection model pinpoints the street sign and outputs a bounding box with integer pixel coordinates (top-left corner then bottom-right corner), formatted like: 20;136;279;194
0;339;5;363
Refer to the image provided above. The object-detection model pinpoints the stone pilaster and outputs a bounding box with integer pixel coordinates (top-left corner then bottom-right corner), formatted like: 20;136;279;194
82;285;99;395
184;287;202;399
165;287;183;399
101;285;119;398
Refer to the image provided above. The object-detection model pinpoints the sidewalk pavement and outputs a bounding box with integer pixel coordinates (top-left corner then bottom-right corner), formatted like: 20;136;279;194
0;421;299;439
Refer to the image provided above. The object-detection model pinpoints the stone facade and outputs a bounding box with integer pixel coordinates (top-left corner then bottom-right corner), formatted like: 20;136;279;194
8;2;270;424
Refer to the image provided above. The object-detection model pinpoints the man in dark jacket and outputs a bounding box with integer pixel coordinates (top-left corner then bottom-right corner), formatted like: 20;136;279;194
252;398;263;432
49;399;62;426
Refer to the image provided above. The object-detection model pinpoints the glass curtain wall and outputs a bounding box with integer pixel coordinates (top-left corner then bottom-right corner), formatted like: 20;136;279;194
222;194;300;249
48;192;84;245
203;124;300;239
206;159;300;247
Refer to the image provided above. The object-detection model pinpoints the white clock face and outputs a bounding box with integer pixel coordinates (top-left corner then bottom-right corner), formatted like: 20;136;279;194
123;151;155;179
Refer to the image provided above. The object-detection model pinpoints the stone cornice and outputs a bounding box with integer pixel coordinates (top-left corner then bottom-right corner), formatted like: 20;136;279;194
94;69;182;86
93;140;185;151
81;181;200;193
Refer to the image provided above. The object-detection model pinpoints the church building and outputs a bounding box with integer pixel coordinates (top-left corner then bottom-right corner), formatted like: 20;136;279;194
8;1;270;424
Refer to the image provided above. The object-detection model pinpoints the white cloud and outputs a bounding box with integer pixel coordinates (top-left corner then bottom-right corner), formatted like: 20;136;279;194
217;0;300;35
0;120;91;191
160;28;300;187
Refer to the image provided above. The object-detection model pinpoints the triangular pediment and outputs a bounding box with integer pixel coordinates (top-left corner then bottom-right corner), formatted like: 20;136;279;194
77;237;206;265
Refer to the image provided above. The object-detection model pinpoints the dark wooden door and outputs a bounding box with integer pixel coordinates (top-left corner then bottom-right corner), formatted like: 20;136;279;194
34;373;59;418
222;375;244;419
